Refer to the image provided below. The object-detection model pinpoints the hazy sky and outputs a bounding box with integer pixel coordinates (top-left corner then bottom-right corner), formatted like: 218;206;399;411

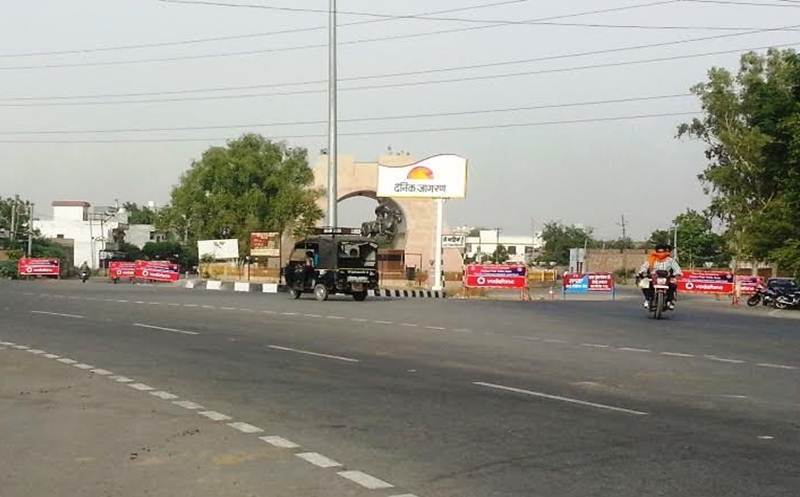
0;0;795;239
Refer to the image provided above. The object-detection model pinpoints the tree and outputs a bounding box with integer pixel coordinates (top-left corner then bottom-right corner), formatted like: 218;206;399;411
678;49;800;273
648;210;730;268
490;244;510;264
538;222;594;265
156;134;323;253
142;240;194;269
0;196;32;246
123;202;156;225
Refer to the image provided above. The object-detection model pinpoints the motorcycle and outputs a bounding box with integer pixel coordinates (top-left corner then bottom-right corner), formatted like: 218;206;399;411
638;270;675;320
774;291;800;310
747;286;778;307
80;270;90;283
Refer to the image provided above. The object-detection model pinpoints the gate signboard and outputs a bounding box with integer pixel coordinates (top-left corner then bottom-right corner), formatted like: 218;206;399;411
563;273;615;299
678;271;734;295
17;258;60;277
250;232;280;257
109;261;136;281
464;264;527;289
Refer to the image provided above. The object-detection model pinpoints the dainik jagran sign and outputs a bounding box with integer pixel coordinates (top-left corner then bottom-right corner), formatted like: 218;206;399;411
377;154;467;198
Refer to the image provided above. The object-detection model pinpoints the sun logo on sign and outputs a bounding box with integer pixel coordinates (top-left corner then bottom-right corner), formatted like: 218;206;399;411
407;166;434;181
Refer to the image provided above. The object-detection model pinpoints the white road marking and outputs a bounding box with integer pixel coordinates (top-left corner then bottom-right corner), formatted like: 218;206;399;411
129;383;155;391
238;308;254;312
756;363;797;370
134;301;147;304
660;351;695;358
0;341;14;346
374;320;393;325
57;358;78;364
474;381;649;416
581;343;610;349
167;303;181;307
201;305;215;309
31;310;84;319
227;422;264;434
73;363;94;370
116;299;129;303
453;328;472;333
262;310;277;314
350;318;368;322
43;353;60;359
110;376;134;383
173;400;205;410
618;347;651;353
705;355;746;364
90;369;113;375
199;410;232;421
400;323;419;328
26;349;46;354
326;315;345;320
426;326;446;330
337;471;394;490
281;312;298;316
543;338;567;344
295;452;341;468
183;304;198;308
146;302;162;305
221;306;237;311
133;323;199;336
717;394;749;399
259;436;300;449
758;435;775;440
304;313;322;318
150;391;179;400
268;345;360;363
12;345;30;350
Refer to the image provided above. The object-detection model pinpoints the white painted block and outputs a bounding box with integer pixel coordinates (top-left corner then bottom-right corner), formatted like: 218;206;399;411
262;283;278;294
198;410;232;421
259;436;300;449
295;452;341;468
185;280;197;289
234;282;250;292
337;471;394;490
206;280;222;291
227;422;263;433
173;400;204;410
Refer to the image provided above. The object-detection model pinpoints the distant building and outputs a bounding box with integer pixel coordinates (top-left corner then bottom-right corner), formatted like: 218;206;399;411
465;229;543;264
34;201;159;269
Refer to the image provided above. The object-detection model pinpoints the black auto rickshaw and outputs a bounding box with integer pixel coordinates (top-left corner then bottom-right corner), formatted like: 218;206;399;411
284;228;379;301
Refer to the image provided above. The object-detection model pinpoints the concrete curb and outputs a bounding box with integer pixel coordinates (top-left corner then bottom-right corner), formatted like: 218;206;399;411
182;280;444;298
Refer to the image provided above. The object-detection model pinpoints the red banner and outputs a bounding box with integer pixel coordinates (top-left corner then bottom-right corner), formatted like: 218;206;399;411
677;271;734;294
736;275;764;295
109;261;136;280
17;258;60;277
465;264;527;289
588;273;615;292
134;260;179;283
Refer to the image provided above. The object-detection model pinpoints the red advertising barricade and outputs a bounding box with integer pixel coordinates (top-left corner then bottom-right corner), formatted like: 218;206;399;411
17;258;60;278
735;275;764;295
562;272;615;300
464;264;528;299
108;261;136;283
134;260;180;283
677;271;734;295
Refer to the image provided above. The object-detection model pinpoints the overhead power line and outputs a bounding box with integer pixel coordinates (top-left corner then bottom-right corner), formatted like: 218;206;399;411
0;93;693;134
0;111;699;144
0;41;796;107
0;0;527;58
0;1;684;70
683;0;800;6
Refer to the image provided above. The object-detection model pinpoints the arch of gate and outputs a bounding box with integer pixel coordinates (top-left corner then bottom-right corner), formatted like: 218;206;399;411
312;154;438;274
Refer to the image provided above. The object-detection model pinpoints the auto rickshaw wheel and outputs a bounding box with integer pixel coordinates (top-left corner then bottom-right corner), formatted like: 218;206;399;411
290;289;302;300
314;284;329;302
352;291;367;302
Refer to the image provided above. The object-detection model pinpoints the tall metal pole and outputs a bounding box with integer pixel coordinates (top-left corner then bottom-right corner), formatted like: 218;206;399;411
326;0;338;228
26;203;33;257
433;198;444;291
10;201;16;242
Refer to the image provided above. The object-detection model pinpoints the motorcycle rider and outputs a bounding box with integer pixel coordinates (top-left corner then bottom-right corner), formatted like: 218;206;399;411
79;261;90;281
637;243;682;310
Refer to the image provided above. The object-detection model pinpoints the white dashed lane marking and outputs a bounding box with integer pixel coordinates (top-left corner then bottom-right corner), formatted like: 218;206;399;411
110;376;134;383
12;345;29;350
73;363;94;370
581;343;610;349
374;320;393;325
295;452;342;468
90;368;113;375
30;310;84;319
618;347;651;353
757;363;797;370
337;470;394;490
128;383;155;391
43;353;60;359
661;352;695;358
705;355;746;364
173;400;205;410
57;358;78;364
26;349;46;354
474;381;649;416
150;391;179;400
199;410;232;421
133;323;199;336
259;436;300;449
227;422;264;434
268;345;360;363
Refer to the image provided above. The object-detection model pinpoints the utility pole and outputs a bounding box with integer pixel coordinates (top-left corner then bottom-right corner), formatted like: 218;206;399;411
26;202;33;257
326;0;338;228
618;214;628;281
672;224;679;263
10;200;16;242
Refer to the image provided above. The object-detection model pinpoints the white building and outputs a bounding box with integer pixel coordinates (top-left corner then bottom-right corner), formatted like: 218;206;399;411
34;201;156;269
464;229;543;264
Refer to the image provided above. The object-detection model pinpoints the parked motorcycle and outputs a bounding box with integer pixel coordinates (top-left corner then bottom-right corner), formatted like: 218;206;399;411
747;286;778;307
774;291;800;310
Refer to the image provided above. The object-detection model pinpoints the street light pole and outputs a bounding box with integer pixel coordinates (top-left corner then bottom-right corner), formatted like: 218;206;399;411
26;203;33;257
326;0;338;228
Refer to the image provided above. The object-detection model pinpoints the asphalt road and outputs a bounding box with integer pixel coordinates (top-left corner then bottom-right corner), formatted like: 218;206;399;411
1;279;798;497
